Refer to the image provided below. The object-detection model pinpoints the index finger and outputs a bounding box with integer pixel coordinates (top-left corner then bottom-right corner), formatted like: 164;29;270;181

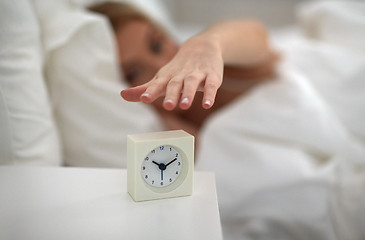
120;85;147;102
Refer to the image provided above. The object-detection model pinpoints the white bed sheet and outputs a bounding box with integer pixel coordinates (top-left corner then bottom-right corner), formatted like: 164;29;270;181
196;1;365;239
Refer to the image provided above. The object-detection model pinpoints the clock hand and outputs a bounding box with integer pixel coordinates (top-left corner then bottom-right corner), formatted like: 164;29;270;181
153;161;167;171
165;158;177;168
152;160;160;166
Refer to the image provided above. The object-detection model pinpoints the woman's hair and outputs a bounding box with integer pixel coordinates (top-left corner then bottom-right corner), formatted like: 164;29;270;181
88;1;152;32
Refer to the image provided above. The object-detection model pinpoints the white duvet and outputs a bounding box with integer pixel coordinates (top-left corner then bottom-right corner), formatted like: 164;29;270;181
196;1;365;239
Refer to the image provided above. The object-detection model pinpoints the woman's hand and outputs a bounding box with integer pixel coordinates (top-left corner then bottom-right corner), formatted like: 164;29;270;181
121;34;224;110
121;20;273;111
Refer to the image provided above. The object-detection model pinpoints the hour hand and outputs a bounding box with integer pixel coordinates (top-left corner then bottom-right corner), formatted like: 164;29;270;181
152;160;160;166
153;161;166;171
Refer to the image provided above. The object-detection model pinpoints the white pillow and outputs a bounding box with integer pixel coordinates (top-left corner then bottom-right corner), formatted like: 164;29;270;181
0;0;62;165
74;0;176;36
35;0;164;168
298;0;365;53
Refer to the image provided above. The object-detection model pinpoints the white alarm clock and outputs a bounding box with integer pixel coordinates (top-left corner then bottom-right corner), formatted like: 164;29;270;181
127;130;194;202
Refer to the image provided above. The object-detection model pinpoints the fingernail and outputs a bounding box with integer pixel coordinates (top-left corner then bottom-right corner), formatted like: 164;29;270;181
181;97;189;105
164;99;174;105
141;93;150;98
204;99;211;107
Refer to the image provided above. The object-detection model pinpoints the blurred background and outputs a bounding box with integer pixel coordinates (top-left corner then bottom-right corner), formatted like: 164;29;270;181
147;0;313;42
160;0;307;29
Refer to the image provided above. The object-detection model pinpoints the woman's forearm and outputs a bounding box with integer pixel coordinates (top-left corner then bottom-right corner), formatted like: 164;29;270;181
197;20;271;66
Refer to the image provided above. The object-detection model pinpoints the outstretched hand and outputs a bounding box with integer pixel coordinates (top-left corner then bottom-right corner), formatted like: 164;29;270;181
120;35;224;111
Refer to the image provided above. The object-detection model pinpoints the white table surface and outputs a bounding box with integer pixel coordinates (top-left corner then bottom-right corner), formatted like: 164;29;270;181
0;166;222;240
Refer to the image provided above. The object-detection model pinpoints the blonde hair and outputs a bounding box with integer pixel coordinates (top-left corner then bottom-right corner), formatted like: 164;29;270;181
88;1;152;32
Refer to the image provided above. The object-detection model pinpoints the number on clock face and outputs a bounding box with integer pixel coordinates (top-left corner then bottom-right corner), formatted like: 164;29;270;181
141;145;183;188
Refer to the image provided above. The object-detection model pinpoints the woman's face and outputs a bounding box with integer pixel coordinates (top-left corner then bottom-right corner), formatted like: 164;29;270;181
115;20;178;87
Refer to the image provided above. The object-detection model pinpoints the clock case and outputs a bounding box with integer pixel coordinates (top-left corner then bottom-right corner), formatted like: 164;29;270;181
127;130;194;202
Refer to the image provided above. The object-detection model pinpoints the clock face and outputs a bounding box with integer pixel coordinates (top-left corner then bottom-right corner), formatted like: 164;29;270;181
141;145;183;188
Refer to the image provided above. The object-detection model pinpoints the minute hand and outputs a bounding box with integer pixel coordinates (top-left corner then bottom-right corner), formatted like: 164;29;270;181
165;158;177;167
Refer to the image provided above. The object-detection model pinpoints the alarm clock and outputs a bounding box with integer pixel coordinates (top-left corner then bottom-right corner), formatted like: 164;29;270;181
127;130;194;202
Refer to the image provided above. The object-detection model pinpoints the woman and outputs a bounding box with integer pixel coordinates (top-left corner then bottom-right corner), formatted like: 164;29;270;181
89;2;279;138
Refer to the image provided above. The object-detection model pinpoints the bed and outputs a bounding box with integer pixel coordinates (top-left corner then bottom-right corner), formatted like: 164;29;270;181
1;0;365;239
195;2;365;239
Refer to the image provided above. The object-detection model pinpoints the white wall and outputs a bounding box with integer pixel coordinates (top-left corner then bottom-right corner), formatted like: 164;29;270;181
161;0;309;29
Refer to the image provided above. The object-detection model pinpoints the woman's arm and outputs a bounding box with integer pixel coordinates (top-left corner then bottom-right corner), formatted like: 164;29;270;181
121;20;274;110
205;20;272;66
